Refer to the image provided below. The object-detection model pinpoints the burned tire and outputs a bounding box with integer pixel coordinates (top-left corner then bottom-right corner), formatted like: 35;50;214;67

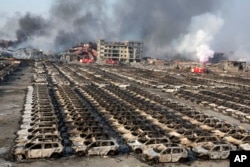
77;151;85;157
148;158;159;165
179;157;187;163
50;153;61;159
201;155;209;160
107;150;116;156
135;149;142;154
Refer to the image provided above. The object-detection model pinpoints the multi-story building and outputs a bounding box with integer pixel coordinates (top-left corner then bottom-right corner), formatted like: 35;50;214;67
97;39;143;63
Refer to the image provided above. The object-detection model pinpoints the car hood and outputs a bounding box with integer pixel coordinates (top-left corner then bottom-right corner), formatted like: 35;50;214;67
192;146;209;154
127;141;141;146
239;143;250;151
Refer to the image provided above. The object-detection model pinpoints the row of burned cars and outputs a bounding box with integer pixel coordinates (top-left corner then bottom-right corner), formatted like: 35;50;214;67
12;62;250;165
13;63;64;160
0;61;19;81
12;62;121;161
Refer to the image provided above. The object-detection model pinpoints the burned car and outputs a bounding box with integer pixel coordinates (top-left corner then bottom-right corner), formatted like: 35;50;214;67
127;137;172;154
72;138;119;156
223;133;250;150
14;141;63;160
141;144;188;165
192;142;237;160
183;135;220;147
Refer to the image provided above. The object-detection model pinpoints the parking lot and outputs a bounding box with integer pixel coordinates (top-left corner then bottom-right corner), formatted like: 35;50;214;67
0;61;249;166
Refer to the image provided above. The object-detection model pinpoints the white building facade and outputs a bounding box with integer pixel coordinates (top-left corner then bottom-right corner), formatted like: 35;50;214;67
97;39;143;63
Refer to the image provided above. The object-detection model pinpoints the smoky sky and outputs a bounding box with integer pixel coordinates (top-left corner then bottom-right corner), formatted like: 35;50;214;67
114;0;217;56
15;13;48;42
0;0;250;61
116;0;215;41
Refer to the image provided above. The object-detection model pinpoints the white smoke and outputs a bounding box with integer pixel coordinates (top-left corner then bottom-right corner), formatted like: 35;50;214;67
173;13;224;63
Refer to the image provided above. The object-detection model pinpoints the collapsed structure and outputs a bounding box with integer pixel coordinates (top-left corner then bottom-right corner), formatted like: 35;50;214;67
219;60;247;72
60;40;143;64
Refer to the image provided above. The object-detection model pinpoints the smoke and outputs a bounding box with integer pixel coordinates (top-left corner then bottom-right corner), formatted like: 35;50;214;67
0;0;217;53
212;0;250;62
47;0;114;51
113;0;217;57
0;12;22;39
15;13;48;42
1;0;114;52
0;0;249;62
173;13;224;63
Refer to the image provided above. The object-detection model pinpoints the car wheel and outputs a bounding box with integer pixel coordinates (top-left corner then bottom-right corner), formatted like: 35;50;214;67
107;150;116;156
201;155;209;160
179;157;187;163
135;149;142;154
77;151;85;157
50;153;61;159
149;158;159;165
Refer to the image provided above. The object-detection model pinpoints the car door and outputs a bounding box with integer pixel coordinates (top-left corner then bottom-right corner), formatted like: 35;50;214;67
220;145;230;159
99;141;110;155
28;144;42;158
210;145;220;159
171;148;182;162
42;143;53;158
87;142;101;155
159;148;171;162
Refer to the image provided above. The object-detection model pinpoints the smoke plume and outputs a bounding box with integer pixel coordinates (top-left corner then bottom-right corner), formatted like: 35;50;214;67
0;0;249;62
0;0;216;53
173;13;224;63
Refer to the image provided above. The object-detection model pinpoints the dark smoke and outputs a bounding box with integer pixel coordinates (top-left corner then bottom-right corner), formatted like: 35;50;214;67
116;0;215;40
0;0;249;61
49;0;112;51
15;29;27;42
1;0;217;53
47;0;217;53
15;13;48;42
113;0;217;57
54;30;78;51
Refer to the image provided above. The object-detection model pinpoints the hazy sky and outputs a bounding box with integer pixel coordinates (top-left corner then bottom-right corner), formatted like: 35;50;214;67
0;0;52;28
0;0;52;15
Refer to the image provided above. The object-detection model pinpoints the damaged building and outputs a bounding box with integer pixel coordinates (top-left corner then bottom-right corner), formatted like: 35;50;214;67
97;39;143;63
220;60;247;72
